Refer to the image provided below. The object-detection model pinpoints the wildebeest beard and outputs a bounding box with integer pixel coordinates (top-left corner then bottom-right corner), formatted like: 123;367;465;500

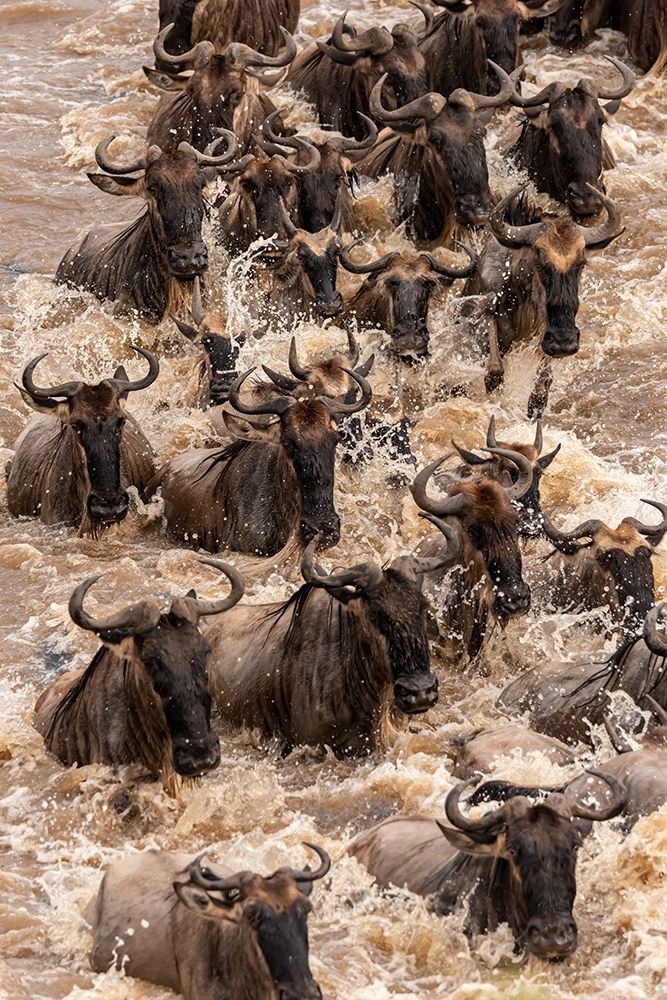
464;512;530;620
597;545;655;633
255;906;317;997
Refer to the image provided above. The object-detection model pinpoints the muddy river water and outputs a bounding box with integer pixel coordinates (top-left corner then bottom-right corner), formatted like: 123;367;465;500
0;0;666;997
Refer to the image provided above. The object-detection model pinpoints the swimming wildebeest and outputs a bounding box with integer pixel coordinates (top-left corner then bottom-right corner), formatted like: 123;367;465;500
145;364;372;555
88;843;328;1000
157;0;300;64
463;184;623;396
55;132;244;322
145;25;296;154
451;721;578;778
549;0;667;73
34;561;244;785
204;529;460;756
348;772;625;958
6;348;157;535
508;56;634;216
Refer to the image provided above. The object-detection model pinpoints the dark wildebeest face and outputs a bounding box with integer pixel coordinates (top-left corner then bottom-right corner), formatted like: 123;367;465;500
69;561;244;776
439;773;626;958
463;0;570;82
548;0;587;48
489;184;624;358
18;348;159;528
172;277;243;406
233;148;322;240
412;447;534;621
228;365;373;549
342;241;477;359
175;846;329;999
543;501;667;633
261;213;345;319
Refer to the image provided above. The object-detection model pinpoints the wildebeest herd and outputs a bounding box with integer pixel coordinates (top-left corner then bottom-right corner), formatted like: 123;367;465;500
4;0;667;996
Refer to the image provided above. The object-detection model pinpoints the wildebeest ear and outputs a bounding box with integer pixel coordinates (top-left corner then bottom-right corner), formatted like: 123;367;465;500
174;883;239;923
604;99;621;115
142;65;190;91
15;384;69;419
113;365;129;382
87;173;143;197
222;410;280;442
436;822;498;854
186;588;197;599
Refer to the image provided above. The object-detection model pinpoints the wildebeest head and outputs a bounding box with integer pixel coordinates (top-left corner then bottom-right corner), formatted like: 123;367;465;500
18;348;159;528
228;364;373;548
438;772;625;958
342;240;477;359
411;448;534;620
174;845;330;998
172;277;243;406
369;62;512;228
489;184;623;357
89;131;247;279
452;414;561;538
301;518;461;713
68;560;244;776
510;57;634;216
543;501;667;632
262;332;374;402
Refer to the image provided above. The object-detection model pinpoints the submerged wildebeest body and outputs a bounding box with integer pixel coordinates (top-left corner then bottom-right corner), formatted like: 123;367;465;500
451;722;578;778
287;13;429;139
463;185;623;395
146;365;372;555
349;773;625;958
145;26;296;154
88;844;328;1000
6;349;157;534
360;64;512;243
508;57;634;216
205;531;459;756
410;447;534;661
34;562;244;783
157;0;300;64
539;499;667;635
341;240;477;359
549;0;667;73
497;604;667;744
55;134;242;322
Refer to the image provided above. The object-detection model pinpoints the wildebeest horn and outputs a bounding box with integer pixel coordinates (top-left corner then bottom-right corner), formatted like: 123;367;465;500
302;538;384;593
410;0;435;36
410;456;468;518
330;12;393;55
229;368;294;416
542;511;604;554
533;419;543;454
69;575;162;636
489;185;543;249
329;196;344;234
486;414;498;448
277;843;331;883
411;514;462;573
481;447;534;500
225;27;297;69
369;73;446;125
622;499;667;542
579;56;635;102
442;778;505;842
643;602;667;656
347;329;360;368
109;346;160;393
179;129;240;166
153;24;214;69
449;60;515;111
420;242;477;281
340;237;398;275
260;113;322;173
452;441;487;466
331;114;378;156
644;694;667;725
21;354;83;400
95;136;147;175
566;769;626;821
518;0;571;17
510;79;566;109
321;368;373;415
288;337;311;381
575;187;624;248
184;559;245;616
183;854;254;894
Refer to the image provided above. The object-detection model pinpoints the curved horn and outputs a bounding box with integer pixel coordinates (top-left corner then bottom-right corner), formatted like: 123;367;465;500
410;0;435;36
410;456;468;518
587;55;635;101
261;365;299;392
278;843;331;883
486;414;498;449
179;129;239;166
643;602;667;657
489;184;543;249
567;769;626;821
332;113;378;156
449;60;515;111
288;337;311;381
644;694;667;726
452;441;488;466
21;354;83;400
322;367;372;415
542;511;603;554
301;538;383;593
153;24;214;69
109;346;160;393
420;241;477;281
623;500;667;541
69;575;160;636
576;187;624;248
184;855;253;894
412;513;462;573
286;138;321;176
331;12;393;55
340;237;398;275
481;446;534;501
444;778;505;839
95;135;146;175
225;26;297;69
369;73;446;125
510;79;566;109
185;559;245;616
229;368;294;416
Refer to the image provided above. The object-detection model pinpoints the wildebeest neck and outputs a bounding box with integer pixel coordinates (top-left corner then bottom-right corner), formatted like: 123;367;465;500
596;544;655;634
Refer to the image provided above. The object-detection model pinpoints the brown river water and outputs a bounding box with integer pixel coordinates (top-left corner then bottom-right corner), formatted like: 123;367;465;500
1;1;667;997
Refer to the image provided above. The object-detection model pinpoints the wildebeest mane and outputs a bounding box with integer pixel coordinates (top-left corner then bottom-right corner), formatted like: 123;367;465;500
503;192;543;228
190;439;253;491
45;646;109;745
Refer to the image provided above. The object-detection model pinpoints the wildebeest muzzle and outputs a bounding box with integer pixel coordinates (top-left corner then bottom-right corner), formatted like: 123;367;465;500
526;914;578;960
541;321;580;358
393;671;439;714
167;240;208;278
171;733;221;776
87;489;130;525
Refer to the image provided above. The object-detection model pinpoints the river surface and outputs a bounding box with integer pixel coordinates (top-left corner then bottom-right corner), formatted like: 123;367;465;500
1;1;667;998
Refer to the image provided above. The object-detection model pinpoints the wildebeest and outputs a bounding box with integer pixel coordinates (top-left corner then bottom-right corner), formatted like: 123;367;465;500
145;25;296;154
463;184;623;395
157;0;300;63
411;447;533;660
417;0;569;96
452;721;578;777
360;63;512;243
6;349;157;535
508;57;634;216
287;12;429;139
145;364;372;555
88;843;328;1000
56;132;244;322
34;561;244;785
497;603;667;743
348;772;625;958
540;499;667;635
341;240;477;359
549;0;667;73
204;528;460;756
